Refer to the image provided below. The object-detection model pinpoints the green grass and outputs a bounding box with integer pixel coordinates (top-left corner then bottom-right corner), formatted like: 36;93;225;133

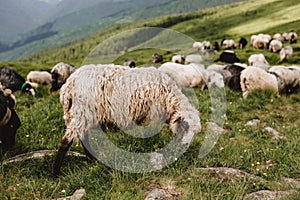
0;0;300;199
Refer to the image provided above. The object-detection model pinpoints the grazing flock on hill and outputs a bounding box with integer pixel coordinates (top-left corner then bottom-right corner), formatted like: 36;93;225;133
0;30;299;176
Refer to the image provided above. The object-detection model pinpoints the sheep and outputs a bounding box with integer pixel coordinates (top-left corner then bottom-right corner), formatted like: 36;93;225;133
282;32;289;42
202;41;211;50
223;63;247;92
185;54;203;65
0;83;21;149
123;59;136;68
26;71;52;86
280;46;293;62
238;37;248;49
268;65;300;94
252;34;270;49
212;41;220;51
269;39;283;52
288;31;298;44
0;67;35;96
193;42;203;50
53;64;201;176
206;64;231;84
215;50;240;64
273;33;282;41
221;39;236;49
240;67;278;98
50;62;76;92
152;53;163;63
171;55;185;64
158;62;206;88
248;53;270;70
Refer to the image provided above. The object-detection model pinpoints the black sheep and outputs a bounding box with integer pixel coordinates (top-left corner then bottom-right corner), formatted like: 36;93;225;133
0;86;21;149
0;67;35;96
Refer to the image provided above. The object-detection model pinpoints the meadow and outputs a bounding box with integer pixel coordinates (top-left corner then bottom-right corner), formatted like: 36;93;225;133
0;0;300;199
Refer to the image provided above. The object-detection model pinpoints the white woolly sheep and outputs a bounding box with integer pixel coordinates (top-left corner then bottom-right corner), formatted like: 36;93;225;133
269;39;283;52
193;42;203;50
185;54;203;65
288;31;298;44
53;64;201;176
50;62;76;92
251;34;270;49
158;62;206;88
171;55;185;64
240;67;278;98
248;53;270;70
221;39;236;49
273;33;282;41
282;32;289;41
279;46;293;62
26;71;52;86
268;65;300;94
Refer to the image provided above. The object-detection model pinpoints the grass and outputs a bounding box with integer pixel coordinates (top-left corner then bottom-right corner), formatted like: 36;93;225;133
0;0;300;199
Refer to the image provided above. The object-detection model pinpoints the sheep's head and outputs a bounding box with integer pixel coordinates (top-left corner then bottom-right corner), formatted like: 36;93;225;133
21;82;35;96
0;86;21;149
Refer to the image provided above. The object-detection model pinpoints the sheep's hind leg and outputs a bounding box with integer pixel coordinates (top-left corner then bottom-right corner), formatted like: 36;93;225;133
53;133;73;177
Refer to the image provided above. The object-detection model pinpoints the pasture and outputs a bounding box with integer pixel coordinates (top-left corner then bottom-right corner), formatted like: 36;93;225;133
1;0;300;199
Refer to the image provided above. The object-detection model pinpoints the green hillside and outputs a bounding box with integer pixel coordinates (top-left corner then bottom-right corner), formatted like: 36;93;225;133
0;0;300;199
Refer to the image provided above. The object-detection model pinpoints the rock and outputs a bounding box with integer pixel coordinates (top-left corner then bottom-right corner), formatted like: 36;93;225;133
54;188;86;200
244;189;298;200
145;188;167;200
263;127;285;139
246;119;260;126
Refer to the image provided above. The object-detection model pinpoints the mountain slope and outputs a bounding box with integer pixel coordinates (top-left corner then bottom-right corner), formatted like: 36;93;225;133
0;0;243;61
17;0;299;67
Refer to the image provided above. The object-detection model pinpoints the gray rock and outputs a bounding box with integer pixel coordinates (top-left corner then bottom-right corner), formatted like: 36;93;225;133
145;188;167;200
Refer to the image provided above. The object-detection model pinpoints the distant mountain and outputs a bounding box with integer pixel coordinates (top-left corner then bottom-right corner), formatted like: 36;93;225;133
0;0;244;61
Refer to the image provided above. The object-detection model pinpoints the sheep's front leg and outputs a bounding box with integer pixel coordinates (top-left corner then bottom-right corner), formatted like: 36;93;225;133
53;133;73;177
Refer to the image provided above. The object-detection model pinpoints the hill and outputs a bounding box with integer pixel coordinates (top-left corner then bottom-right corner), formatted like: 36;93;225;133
0;0;243;61
0;0;299;199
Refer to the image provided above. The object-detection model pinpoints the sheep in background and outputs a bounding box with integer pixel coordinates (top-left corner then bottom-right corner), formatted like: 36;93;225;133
158;62;206;88
215;50;240;64
185;54;203;65
50;62;76;92
268;65;300;94
240;67;278;98
53;64;201;176
193;42;203;50
273;33;282;41
280;46;293;62
152;53;163;63
221;39;236;49
171;55;185;64
224;63;247;92
0;67;35;96
238;37;248;49
248;53;270;70
251;34;270;49
26;71;52;86
269;39;283;52
288;31;298;44
282;32;289;42
123;59;136;68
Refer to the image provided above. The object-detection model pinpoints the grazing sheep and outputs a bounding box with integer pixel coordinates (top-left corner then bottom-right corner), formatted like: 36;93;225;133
238;37;248;49
26;71;52;86
0;67;35;96
251;34;270;49
288;31;298;44
269;39;283;52
158;62;206;88
248;53;270;70
212;41;220;51
240;67;278;98
273;33;282;41
215;50;240;64
282;32;289;42
268;65;300;94
202;41;211;50
206;64;231;84
0;84;21;149
279;46;293;62
171;55;185;64
53;64;201;176
185;54;203;65
50;62;76;92
224;63;247;92
193;42;203;50
152;53;163;63
221;39;236;49
123;59;136;68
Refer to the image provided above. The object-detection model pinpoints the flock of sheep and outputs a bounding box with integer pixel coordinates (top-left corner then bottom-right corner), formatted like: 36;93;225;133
0;30;299;176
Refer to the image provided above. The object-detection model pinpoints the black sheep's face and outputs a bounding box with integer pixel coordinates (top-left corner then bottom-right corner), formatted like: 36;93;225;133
0;93;21;149
50;72;63;92
22;83;35;96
